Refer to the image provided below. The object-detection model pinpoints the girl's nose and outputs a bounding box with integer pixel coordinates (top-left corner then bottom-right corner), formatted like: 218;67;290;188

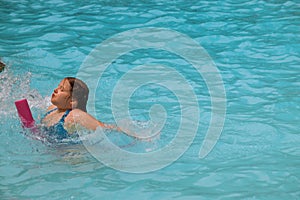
54;88;58;93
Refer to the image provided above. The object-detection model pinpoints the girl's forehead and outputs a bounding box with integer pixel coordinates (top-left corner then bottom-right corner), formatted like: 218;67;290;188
59;79;71;88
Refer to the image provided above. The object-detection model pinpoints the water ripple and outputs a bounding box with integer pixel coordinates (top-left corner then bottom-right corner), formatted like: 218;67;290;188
0;0;299;199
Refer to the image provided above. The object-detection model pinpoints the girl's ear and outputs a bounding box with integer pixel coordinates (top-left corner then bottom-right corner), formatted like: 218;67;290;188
70;99;78;109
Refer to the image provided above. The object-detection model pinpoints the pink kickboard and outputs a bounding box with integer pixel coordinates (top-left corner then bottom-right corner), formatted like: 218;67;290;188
15;99;35;128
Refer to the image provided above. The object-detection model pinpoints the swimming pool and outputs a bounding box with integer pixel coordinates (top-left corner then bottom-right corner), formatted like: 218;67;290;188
0;0;299;199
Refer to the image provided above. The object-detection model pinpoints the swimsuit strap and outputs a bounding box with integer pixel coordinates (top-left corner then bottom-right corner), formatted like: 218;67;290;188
59;109;71;124
43;108;71;123
43;107;58;119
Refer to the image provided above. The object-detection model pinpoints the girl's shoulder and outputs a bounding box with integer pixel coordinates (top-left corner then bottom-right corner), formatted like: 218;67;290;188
46;104;56;111
69;108;86;115
66;109;87;121
66;109;101;130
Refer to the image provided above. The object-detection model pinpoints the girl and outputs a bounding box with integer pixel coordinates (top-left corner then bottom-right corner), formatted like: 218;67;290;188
42;77;116;140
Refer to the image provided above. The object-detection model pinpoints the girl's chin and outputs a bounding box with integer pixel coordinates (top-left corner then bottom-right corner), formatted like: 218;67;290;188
50;98;56;105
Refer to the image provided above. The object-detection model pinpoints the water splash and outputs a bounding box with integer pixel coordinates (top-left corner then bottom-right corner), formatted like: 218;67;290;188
0;63;51;148
0;64;49;119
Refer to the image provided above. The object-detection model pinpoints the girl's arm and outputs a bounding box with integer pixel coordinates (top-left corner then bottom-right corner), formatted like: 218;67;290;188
69;109;117;131
69;109;160;140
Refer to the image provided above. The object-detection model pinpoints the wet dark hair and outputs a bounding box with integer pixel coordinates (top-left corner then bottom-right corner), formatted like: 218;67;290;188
0;60;5;72
65;77;89;112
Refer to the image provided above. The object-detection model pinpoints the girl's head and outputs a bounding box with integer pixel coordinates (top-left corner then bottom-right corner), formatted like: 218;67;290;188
66;77;89;112
51;77;89;112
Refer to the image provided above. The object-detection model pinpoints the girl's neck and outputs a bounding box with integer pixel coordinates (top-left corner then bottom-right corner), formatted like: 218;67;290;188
57;107;71;112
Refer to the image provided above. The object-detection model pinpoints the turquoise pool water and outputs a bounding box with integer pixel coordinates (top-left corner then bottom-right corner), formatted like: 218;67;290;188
1;0;299;199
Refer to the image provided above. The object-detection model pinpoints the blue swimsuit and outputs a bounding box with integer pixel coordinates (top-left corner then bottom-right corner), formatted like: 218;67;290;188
43;108;71;140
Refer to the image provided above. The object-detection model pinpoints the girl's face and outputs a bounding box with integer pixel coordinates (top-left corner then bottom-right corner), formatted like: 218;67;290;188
51;79;72;110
